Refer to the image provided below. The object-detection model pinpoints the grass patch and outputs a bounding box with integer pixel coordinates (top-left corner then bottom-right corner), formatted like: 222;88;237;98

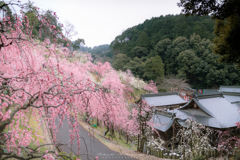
26;109;45;144
133;88;146;98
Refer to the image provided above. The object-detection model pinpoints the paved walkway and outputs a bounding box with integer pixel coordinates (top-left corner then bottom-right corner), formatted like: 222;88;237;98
56;118;137;160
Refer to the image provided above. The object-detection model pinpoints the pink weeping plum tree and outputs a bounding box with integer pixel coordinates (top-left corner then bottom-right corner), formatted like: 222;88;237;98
0;1;158;159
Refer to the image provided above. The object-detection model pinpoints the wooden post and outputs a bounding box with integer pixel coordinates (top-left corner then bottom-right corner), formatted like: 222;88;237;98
183;147;185;160
160;150;163;158
172;122;175;151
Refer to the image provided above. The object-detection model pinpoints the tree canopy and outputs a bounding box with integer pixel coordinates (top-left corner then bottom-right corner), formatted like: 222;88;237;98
107;13;240;89
177;0;240;20
165;34;240;88
178;0;240;67
143;55;164;82
110;14;215;58
111;33;240;89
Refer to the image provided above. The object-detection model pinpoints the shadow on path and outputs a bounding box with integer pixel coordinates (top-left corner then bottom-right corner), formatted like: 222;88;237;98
56;118;137;160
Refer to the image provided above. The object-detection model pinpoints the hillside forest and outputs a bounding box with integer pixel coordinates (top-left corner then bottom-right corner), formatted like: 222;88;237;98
82;14;240;90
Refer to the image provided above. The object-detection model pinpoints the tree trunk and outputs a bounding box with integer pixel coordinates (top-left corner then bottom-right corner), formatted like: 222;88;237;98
110;125;115;139
104;121;109;137
119;130;122;140
104;126;109;137
86;112;90;124
138;124;145;152
97;118;100;126
0;147;3;158
137;134;140;151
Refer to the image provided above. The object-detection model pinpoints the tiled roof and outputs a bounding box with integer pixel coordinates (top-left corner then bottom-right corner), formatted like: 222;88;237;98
151;92;240;131
141;92;187;107
219;86;240;93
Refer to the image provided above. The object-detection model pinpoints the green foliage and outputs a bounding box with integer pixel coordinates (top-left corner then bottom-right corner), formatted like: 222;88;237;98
212;15;240;67
110;14;215;57
25;10;40;37
230;148;240;160
123;57;145;79
112;53;130;71
178;0;240;68
177;0;240;20
79;45;92;53
42;10;63;42
132;46;148;58
0;1;16;32
165;34;240;88
72;38;85;51
80;44;113;57
101;13;239;89
23;1;63;43
59;152;80;160
176;49;201;80
91;44;110;55
154;38;171;62
82;44;114;63
143;55;164;81
111;32;239;89
192;155;206;160
136;32;150;48
165;36;190;75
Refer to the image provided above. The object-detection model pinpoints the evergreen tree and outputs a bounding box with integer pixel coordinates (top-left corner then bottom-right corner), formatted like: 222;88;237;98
124;57;145;79
143;55;164;81
154;38;172;62
132;46;148;58
136;31;150;48
112;53;130;71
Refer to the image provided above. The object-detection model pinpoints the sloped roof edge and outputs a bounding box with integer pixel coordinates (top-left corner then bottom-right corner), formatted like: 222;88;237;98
178;99;194;110
141;92;178;98
192;98;214;117
178;98;214;117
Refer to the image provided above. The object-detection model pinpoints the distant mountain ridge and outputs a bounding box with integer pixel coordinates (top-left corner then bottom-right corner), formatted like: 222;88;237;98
110;14;215;57
79;14;240;89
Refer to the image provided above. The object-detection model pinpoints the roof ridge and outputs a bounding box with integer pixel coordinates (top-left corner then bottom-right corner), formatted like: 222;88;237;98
141;92;178;98
222;92;240;95
220;85;240;89
193;92;223;99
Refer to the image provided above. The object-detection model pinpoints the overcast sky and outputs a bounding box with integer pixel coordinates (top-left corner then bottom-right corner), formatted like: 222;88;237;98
19;0;182;47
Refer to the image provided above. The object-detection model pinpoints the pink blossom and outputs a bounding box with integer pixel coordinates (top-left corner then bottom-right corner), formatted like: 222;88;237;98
2;102;8;107
236;122;240;128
